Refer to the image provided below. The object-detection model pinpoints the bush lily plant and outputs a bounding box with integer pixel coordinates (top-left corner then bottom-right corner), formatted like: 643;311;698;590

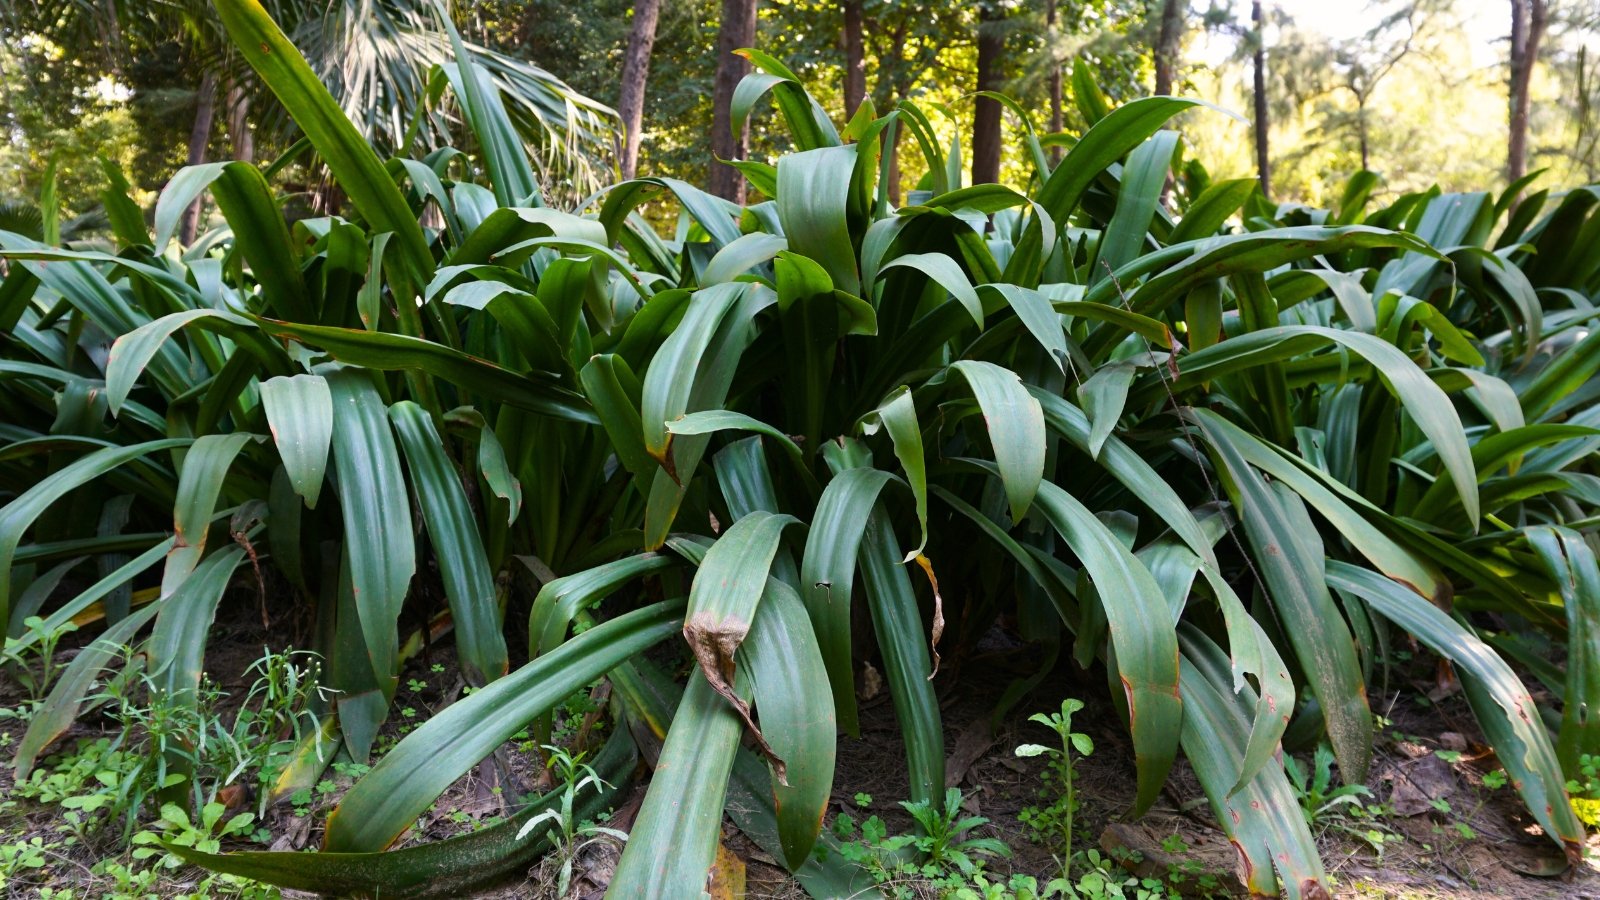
2;1;1598;896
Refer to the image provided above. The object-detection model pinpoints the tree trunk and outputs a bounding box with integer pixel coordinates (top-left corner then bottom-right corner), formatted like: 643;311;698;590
842;0;866;120
971;3;1004;187
1153;0;1183;96
710;0;759;202
1047;0;1062;164
1508;0;1548;184
227;83;254;163
1358;102;1370;171
618;0;663;180
1251;0;1271;199
179;70;219;247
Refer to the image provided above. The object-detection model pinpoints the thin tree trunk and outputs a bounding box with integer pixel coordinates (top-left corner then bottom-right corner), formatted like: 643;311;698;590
1047;0;1062;165
1153;0;1183;96
971;3;1004;187
710;0;759;202
887;132;902;205
1359;105;1370;171
1508;0;1548;184
1251;0;1271;199
179;70;219;247
842;0;866;119
227;83;254;163
618;0;663;180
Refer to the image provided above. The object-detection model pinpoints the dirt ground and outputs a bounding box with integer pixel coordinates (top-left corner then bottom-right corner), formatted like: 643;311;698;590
6;595;1600;899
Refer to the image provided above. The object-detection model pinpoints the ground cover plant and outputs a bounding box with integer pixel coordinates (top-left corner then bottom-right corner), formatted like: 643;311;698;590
2;0;1599;897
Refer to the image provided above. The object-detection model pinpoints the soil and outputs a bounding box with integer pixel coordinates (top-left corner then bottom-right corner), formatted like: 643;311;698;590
6;594;1600;899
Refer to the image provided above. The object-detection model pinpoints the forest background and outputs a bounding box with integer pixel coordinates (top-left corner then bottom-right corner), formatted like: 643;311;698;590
2;0;1596;226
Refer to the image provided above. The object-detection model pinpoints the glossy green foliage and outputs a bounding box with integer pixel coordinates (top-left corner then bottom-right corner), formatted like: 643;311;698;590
1;11;1597;898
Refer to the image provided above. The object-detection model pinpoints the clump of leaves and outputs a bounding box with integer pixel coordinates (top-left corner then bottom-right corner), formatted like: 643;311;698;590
1284;743;1398;858
1565;754;1600;826
834;788;1010;896
519;744;627;897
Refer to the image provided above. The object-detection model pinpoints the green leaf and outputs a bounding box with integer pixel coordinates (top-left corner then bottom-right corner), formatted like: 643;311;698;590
743;579;835;869
1178;630;1328;898
161;433;251;596
859;514;943;806
801;466;896;738
1175;326;1480;525
608;668;747;898
325;601;683;852
1091;131;1178;285
0;439;188;630
638;282;755;469
1077;362;1135;460
1031;480;1181;814
260;374;334;509
683;510;800;770
213;0;433;286
432;3;540;207
949;361;1045;523
1526;527;1600;777
1327;561;1586;863
326;369;414;686
14;599;162;778
1194;413;1373;784
389;401;508;686
258;319;595;424
149;547;249;699
882;253;982;329
1169;178;1255;244
175;729;637;899
777;146;862;295
1036;97;1201;225
703;232;788;285
863;388;928;556
106;309;252;416
527;553;676;660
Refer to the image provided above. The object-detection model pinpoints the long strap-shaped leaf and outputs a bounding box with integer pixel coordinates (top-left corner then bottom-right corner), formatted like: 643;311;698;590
527;552;677;658
1031;480;1181;814
1196;413;1374;785
430;0;539;207
14;597;164;778
0;439;189;629
1526;526;1600;777
1174;325;1480;525
801;466;896;737
1327;561;1587;863
609;656;881;898
389;401;508;686
683;509;800;772
1035;96;1199;225
326;369;414;688
212;0;433;287
174;728;637;900
859;512;944;807
777;146;862;295
639;282;751;468
1178;629;1329;899
259;319;595;424
1090;130;1180;286
149;546;249;695
325;600;683;852
260;374;334;509
1184;408;1447;603
160;433;251;597
607;667;748;898
949;360;1045;523
744;579;836;869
